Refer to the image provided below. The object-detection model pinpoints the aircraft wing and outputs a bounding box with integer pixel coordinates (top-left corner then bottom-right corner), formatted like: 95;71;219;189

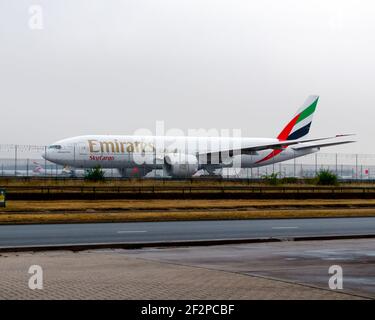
198;134;355;157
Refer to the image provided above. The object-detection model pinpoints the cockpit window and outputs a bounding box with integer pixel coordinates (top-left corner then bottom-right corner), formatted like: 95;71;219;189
48;145;62;150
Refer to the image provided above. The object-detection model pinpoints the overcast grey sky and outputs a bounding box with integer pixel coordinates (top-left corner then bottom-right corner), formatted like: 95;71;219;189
0;0;374;153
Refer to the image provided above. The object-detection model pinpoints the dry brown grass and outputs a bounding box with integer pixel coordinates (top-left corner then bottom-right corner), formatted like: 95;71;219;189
2;199;375;212
1;199;375;224
0;208;374;224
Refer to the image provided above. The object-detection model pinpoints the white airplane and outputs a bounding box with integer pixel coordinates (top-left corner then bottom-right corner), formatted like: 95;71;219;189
43;95;355;178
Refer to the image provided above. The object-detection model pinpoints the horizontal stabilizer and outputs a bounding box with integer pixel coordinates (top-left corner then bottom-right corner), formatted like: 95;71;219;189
292;140;356;150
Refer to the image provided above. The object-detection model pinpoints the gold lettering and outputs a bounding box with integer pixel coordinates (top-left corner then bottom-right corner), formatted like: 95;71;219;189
89;140;154;154
100;141;115;153
120;142;126;153
140;142;146;153
147;143;155;152
134;141;141;153
114;139;120;153
88;140;99;153
126;142;134;153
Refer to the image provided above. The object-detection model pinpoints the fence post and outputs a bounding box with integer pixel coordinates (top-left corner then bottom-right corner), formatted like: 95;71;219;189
341;164;343;178
355;154;358;180
14;144;18;176
26;158;29;177
44;146;47;177
73;144;76;169
250;155;253;180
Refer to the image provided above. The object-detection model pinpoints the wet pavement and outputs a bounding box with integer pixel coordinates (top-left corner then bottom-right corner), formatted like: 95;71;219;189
125;239;375;298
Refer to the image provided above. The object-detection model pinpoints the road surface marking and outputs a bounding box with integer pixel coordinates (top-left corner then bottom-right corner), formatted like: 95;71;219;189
117;230;148;234
272;226;299;229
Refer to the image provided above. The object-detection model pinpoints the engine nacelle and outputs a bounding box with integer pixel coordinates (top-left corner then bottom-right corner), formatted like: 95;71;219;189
164;153;199;178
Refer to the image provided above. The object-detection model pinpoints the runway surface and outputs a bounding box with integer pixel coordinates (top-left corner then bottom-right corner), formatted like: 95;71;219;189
0;217;375;247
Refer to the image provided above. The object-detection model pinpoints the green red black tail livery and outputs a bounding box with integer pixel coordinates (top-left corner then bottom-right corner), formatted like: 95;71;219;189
277;95;319;141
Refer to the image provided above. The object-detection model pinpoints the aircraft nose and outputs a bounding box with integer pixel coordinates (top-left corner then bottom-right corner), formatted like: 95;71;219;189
42;144;63;163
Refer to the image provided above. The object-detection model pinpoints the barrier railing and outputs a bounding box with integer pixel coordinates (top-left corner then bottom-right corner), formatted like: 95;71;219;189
4;185;375;194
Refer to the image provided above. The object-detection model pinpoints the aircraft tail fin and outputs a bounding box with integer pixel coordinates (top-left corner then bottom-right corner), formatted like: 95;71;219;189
277;95;319;141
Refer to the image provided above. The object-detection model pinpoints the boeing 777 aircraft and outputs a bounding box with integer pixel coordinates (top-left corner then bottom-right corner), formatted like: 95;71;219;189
43;95;355;178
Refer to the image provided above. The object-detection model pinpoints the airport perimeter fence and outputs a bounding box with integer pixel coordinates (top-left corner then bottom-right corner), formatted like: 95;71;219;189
0;144;374;181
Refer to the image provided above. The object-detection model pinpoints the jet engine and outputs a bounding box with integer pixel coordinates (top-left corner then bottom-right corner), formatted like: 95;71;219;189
163;153;199;178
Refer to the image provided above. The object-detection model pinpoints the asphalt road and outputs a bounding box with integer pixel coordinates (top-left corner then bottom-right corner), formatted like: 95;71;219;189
0;217;375;248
